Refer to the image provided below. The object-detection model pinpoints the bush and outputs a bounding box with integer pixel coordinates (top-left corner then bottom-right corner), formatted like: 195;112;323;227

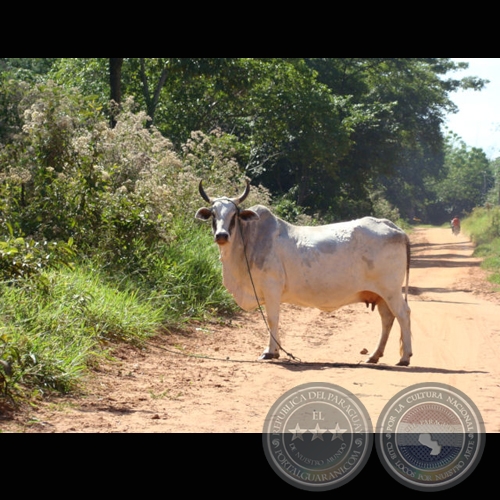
463;206;500;246
0;82;270;273
0;81;271;402
0;232;75;284
370;190;401;222
273;195;316;225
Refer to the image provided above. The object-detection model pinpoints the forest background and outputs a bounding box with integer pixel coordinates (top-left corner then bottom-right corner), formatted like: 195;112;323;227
1;58;499;404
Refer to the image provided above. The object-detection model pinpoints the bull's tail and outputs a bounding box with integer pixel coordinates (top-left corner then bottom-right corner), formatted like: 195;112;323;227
404;235;410;302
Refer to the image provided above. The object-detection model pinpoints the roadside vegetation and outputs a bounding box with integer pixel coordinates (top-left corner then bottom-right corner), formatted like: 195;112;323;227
0;84;268;403
1;59;499;408
462;206;500;288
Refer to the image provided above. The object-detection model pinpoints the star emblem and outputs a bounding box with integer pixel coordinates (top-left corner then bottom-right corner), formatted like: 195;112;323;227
289;423;307;441
310;423;327;441
329;422;347;441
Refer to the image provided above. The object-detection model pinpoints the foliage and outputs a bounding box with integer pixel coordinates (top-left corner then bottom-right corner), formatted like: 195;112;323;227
0;75;28;144
463;206;500;245
272;194;316;225
47;58;110;106
1;84;198;271
0;76;271;273
426;134;495;223
0;78;268;402
0;230;238;402
139;223;239;323
0;58;56;82
369;189;401;222
487;158;500;207
302;58;485;220
0;233;75;283
41;57;488;221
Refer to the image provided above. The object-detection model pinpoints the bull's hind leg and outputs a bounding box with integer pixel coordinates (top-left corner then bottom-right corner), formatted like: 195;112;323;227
384;295;412;366
366;295;412;366
393;297;412;366
366;299;395;364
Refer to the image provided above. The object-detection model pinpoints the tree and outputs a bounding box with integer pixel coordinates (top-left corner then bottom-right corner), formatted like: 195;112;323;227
109;58;123;127
427;134;494;221
109;58;123;103
0;58;57;80
45;58;488;220
303;58;487;219
109;58;244;127
489;157;500;206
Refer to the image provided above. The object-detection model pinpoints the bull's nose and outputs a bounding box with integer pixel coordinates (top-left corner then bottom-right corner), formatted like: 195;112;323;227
215;232;229;245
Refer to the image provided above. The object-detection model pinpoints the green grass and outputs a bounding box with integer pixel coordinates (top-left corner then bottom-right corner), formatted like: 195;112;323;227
0;266;165;399
149;226;238;322
94;222;238;324
462;207;500;289
0;223;236;403
481;251;500;286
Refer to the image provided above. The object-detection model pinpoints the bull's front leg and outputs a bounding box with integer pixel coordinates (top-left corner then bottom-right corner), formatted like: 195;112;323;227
259;300;281;360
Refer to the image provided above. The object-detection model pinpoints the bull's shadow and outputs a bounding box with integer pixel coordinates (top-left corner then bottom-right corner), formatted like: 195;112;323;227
269;359;487;375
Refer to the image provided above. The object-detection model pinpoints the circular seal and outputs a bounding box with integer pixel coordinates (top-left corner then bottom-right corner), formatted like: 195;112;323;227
262;382;373;491
376;382;486;491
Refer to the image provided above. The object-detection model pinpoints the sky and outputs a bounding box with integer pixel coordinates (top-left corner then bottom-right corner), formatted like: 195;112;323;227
443;58;500;159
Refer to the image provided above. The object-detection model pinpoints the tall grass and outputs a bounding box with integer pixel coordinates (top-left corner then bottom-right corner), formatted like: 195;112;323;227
0;266;164;399
0;221;236;403
462;206;500;287
150;225;238;322
106;222;238;324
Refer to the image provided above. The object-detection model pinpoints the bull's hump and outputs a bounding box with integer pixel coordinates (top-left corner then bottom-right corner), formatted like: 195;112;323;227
249;204;273;217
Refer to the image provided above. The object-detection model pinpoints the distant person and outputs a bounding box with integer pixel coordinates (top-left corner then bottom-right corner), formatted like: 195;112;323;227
451;216;460;235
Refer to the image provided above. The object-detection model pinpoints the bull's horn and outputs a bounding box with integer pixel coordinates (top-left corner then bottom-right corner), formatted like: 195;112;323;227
233;180;250;205
198;181;212;204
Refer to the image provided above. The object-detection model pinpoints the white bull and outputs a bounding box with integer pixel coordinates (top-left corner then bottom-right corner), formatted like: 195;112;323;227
195;181;412;366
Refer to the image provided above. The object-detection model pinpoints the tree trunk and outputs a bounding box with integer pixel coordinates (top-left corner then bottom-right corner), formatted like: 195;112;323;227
139;58;169;126
109;58;124;128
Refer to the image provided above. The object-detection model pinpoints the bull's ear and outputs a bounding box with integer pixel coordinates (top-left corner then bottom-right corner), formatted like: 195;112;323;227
239;209;259;222
195;208;213;221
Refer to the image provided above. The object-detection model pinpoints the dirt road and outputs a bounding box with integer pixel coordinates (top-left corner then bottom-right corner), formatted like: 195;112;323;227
2;227;500;433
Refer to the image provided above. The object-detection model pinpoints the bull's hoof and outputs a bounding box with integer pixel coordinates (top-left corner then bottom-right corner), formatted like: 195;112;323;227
365;351;383;364
396;360;410;367
259;352;280;360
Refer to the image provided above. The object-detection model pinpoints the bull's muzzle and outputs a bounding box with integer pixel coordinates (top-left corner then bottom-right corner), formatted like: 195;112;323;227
215;232;229;245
